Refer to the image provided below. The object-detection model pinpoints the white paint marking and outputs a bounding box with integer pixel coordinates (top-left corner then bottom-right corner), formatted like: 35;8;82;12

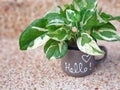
82;54;91;63
65;62;88;74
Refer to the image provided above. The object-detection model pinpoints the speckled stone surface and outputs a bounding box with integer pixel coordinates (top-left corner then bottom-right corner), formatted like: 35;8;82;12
0;39;120;90
0;0;120;90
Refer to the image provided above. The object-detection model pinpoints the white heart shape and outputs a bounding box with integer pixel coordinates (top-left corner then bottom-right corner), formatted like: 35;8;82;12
82;54;91;63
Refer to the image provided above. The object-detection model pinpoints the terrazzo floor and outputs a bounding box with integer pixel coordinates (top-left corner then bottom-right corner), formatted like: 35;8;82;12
0;0;120;90
0;39;120;90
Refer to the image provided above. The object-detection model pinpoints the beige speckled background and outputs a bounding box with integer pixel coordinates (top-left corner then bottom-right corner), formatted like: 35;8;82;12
0;0;120;90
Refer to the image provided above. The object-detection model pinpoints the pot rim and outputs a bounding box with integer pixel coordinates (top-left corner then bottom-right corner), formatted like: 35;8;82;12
68;45;79;51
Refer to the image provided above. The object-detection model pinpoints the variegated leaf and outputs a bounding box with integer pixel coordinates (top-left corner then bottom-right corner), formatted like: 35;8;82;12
66;9;80;22
47;27;72;41
27;35;50;50
92;23;120;41
55;6;63;14
73;0;97;10
100;12;120;22
80;10;106;30
44;13;67;26
80;9;96;30
32;26;48;31
19;18;48;50
44;40;68;59
96;12;107;23
77;33;104;55
47;19;65;26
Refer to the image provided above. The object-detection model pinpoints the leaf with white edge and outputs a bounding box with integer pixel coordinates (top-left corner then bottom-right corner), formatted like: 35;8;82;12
77;33;104;56
80;10;106;30
64;4;75;10
32;26;48;32
92;23;120;41
47;25;61;32
47;27;72;41
80;9;97;30
46;6;63;14
111;16;120;21
101;12;120;22
96;11;107;24
44;13;67;26
47;19;65;26
27;35;50;50
55;6;63;14
66;9;80;22
19;18;48;50
44;40;68;59
73;0;97;10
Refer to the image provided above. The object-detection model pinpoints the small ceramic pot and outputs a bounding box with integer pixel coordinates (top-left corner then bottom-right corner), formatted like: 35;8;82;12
61;46;107;77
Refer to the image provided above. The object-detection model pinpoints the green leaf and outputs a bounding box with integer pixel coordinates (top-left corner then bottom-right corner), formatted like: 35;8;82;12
64;4;75;10
66;9;80;22
73;0;97;10
80;9;96;30
92;23;120;41
63;4;76;17
47;25;61;32
44;13;67;26
95;11;107;24
52;6;63;14
19;18;49;50
80;9;107;30
77;33;104;55
44;40;68;59
47;27;72;41
47;19;65;26
81;33;91;46
101;12;120;22
27;35;50;50
111;16;120;21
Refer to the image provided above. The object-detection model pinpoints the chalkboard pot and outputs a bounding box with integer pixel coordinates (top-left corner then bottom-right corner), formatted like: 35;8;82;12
61;46;107;77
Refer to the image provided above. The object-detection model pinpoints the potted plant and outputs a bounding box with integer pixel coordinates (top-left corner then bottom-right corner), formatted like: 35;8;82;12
19;0;120;77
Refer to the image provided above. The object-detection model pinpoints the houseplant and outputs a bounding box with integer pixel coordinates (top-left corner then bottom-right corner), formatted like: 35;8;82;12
19;0;120;77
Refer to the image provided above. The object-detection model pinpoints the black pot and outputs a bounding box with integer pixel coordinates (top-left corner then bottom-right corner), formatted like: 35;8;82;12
61;45;107;77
